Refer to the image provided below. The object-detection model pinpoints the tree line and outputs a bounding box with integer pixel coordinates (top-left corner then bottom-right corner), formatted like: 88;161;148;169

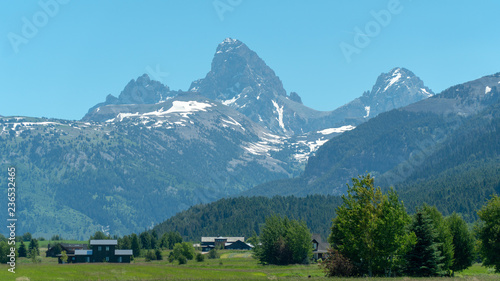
323;174;500;277
252;174;500;278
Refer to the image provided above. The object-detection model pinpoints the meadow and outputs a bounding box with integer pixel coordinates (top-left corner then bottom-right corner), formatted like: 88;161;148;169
1;247;498;281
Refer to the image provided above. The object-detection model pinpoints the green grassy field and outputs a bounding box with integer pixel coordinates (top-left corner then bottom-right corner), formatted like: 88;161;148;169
35;240;88;249
1;249;498;281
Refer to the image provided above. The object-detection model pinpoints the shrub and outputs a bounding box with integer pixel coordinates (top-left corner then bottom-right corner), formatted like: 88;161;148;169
195;252;205;262
168;252;175;263
207;249;219;259
145;250;156;262
177;255;187;265
321;248;354;277
155;248;163;260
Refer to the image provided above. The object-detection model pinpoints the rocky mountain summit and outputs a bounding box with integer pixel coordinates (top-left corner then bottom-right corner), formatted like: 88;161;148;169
0;38;438;238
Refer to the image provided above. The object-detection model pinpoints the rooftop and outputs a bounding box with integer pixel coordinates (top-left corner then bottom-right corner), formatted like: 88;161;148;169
90;240;118;246
201;237;245;243
74;250;93;256
115;250;133;256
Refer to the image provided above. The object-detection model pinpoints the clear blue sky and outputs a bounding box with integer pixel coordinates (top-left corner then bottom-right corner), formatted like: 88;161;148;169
1;0;499;120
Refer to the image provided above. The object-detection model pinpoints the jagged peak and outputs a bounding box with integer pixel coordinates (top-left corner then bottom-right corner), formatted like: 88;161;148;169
370;67;432;95
216;38;246;54
135;73;151;84
221;37;239;44
385;67;415;80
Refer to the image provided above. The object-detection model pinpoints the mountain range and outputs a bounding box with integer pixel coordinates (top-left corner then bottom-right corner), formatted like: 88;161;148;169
3;38;481;239
244;72;500;198
154;74;499;240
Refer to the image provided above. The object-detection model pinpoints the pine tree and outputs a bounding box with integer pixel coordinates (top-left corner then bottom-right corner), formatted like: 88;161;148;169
151;230;158;249
140;231;152;249
28;238;39;256
405;211;444;276
155;248;163;260
18;241;27;258
131;234;140;257
421;204;454;275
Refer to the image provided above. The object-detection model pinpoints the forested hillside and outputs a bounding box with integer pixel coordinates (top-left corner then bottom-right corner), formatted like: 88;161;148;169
153;195;343;241
154;170;498;242
392;102;500;221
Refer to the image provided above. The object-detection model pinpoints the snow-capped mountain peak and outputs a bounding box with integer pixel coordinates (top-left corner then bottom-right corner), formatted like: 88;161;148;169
358;67;435;116
216;38;244;54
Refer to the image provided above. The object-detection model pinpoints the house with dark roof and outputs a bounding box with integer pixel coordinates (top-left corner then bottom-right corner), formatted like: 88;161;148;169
46;243;88;258
57;240;133;263
312;234;329;260
201;236;253;252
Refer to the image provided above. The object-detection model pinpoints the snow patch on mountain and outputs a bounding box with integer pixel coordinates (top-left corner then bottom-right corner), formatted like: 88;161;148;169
7;121;62;130
164;101;213;114
317;125;356;135
421;88;433;97
485;86;492;94
272;100;286;132
304;139;329;152
384;68;402;91
222;93;241;106
106;101;213;122
221;116;245;131
242;141;278;156
262;132;286;144
241;132;287;156
293;138;329;162
109;112;140;122
364;106;371;118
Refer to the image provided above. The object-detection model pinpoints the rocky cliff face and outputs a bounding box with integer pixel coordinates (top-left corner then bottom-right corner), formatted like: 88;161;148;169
83;74;179;121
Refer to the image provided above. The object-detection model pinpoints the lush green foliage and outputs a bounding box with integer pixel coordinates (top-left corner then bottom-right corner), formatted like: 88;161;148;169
61;250;68;263
159;231;182;249
207;248;220;259
28;238;39;256
131;233;140;257
172;242;195;261
29;248;41;263
177;254;187;264
477;195;500;272
18;241;27;258
254;215;312;265
329;175;414;276
145;250;157;262
405;211;445;276
22;232;32;242
140;231;153;250
0;241;15;264
89;231;109;240
155;248;163;260
196;252;205;262
446;213;475;273
420;205;454;275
